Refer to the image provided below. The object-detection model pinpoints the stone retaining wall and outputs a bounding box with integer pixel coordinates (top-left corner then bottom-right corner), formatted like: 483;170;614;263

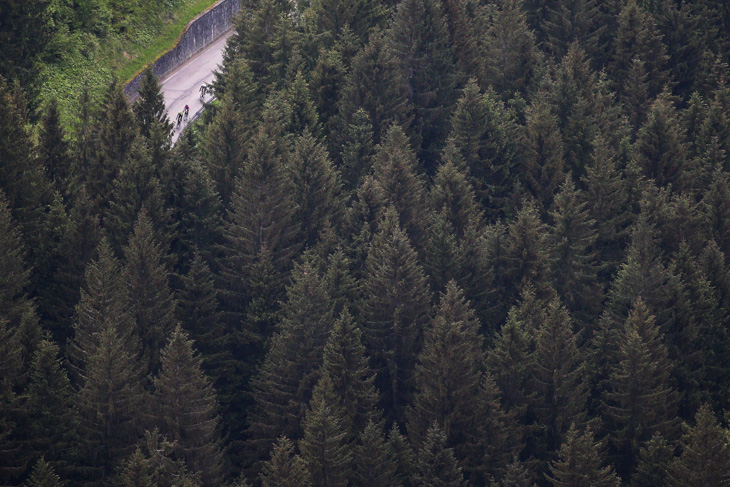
124;0;240;99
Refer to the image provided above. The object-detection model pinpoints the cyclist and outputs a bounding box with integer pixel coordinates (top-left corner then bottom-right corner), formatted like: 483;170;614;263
199;85;207;98
184;105;190;119
177;112;183;127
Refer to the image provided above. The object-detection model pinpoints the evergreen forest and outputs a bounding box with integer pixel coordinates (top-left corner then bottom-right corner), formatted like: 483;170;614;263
4;0;730;486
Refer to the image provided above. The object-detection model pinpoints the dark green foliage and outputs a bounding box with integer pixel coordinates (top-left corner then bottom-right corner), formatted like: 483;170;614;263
118;431;202;487
133;68;172;145
339;108;375;192
541;0;603;61
413;422;466;487
153;327;226;486
630;434;674;487
546;424;621;487
668;404;730;487
361;208;431;419
124;210;177;376
288;132;341;249
386;0;456;166
601;299;679;479
76;326;145;484
353;422;400;487
448;80;519;218
246;258;333;467
203;99;245;208
259;437;311;487
371;125;429;248
25;457;62;487
39;99;72;196
547;177;601;325
299;375;352;487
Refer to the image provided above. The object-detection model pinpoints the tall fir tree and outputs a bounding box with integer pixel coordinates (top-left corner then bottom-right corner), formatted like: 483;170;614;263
25;458;63;487
361;208;431;420
413;422;466;487
203;97;245;209
259;437;311;487
132;68;172;161
38;98;72;197
541;0;603;61
123;210;177;376
630;433;674;487
352;421;400;487
339;107;375;193
601;298;679;479
153;326;226;486
668;404;730;487
546;424;621;487
385;0;456;166
429;157;484;238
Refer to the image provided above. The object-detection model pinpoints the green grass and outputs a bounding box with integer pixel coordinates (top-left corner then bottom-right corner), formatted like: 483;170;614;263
116;0;224;82
38;0;221;127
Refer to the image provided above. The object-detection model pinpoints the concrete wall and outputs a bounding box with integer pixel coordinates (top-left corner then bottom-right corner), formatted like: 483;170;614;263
124;0;240;99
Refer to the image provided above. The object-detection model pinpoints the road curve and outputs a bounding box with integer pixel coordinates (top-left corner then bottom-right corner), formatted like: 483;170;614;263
161;30;233;144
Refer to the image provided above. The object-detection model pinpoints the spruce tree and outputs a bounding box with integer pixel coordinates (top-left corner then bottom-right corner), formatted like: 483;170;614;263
25;458;62;487
668;404;730;487
448;80;519;217
246;258;334;468
153;326;226;486
541;0;603;61
371;124;429;248
287;131;341;249
299;375;352;487
203;98;245;209
481;0;540;100
353;422;400;487
601;298;679;479
429;158;484;238
386;0;456;166
76;326;145;484
259;437;310;487
387;425;416;487
522;95;566;214
0;192;34;332
530;299;589;456
38;98;72;197
422;210;462;294
413;422;466;487
338;31;412;147
321;311;379;441
123;210;177;376
67;238;135;384
21;338;79;478
133;68;172;146
547;177;601;325
546;424;621;487
630;433;674;487
361;208;431;419
407;282;484;449
633;94;690;191
339;108;375;193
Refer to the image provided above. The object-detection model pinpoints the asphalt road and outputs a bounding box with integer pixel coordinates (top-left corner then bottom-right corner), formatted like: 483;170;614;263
161;30;233;144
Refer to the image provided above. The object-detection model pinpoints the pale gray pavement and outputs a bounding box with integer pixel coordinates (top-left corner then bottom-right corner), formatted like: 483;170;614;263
161;30;233;144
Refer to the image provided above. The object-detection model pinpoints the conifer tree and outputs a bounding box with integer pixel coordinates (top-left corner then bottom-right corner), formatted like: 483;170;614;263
90;78;137;209
353;422;400;487
422;210;462;294
429;158;483;238
76;326;145;484
522;96;566;214
546;424;621;487
339;108;375;192
323;250;360;320
601;299;679;479
630;433;674;487
25;458;62;487
498;458;537;487
203;98;245;209
633;95;690;191
288;131;341;249
0;192;34;333
371;125;429;248
448;80;519;217
407;282;484;449
531;299;589;456
285;72;321;137
414;422;466;487
123;210;177;376
668;404;730;487
21;338;79;478
547;177;601;325
361;208;431;419
133;68;172;148
321;311;379;440
702;164;730;257
246;258;334;467
260;437;311;487
386;0;456;166
300;374;352;487
610;0;669;103
541;0;603;61
481;0;540;100
387;425;416;487
67;238;135;383
153;326;226;486
38;99;71;197
119;431;202;487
